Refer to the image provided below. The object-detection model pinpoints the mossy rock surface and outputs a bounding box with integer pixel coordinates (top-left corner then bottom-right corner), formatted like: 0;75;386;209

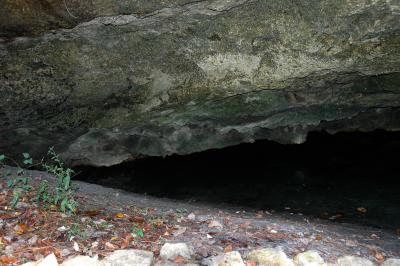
0;0;399;166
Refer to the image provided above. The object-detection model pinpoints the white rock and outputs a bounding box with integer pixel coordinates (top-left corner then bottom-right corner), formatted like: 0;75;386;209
57;226;67;232
155;262;198;266
73;242;79;252
60;255;99;266
206;251;245;266
382;258;400;266
160;243;193;260
102;249;154;266
36;253;59;266
187;213;196;221
247;248;294;266
336;256;375;266
294;250;326;266
19;262;37;266
19;254;57;266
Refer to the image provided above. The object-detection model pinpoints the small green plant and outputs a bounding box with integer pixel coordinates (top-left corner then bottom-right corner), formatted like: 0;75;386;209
1;149;78;213
6;153;33;208
36;180;50;203
42;147;77;213
0;154;12;178
67;223;87;240
22;153;33;166
131;224;144;238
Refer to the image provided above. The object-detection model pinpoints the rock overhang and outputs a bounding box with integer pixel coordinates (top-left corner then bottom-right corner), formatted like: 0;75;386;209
0;0;399;166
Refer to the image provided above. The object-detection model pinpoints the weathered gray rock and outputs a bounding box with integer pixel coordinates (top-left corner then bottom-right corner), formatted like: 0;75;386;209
247;247;294;266
382;258;400;266
60;255;99;266
155;262;198;266
203;251;245;266
294;250;326;266
101;249;154;266
160;243;193;260
1;0;400;166
336;256;375;266
20;253;59;266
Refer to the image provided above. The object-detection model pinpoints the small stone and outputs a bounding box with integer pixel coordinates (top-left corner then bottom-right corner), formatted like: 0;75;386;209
91;231;108;238
160;243;193;260
28;235;38;245
73;242;79;252
247;248;294;266
36;253;59;266
154;261;198;266
61;249;71;257
16;201;29;209
206;251;245;266
60;255;99;266
382;258;400;266
57;226;67;232
294;250;326;266
187;213;196;221
336;256;374;266
4;245;14;255
102;249;154;266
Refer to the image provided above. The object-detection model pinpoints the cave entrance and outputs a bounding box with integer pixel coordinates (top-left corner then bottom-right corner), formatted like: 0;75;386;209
76;130;400;230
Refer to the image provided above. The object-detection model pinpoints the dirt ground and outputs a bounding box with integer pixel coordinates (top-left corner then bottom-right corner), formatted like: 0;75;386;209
1;166;399;265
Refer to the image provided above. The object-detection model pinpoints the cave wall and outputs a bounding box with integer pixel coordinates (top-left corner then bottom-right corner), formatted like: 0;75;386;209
0;0;399;166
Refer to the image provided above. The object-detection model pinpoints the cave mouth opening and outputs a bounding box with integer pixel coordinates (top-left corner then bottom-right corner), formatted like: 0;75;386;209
76;130;400;229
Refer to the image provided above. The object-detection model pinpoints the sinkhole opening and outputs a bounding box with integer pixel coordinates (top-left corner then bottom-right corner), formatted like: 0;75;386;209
76;130;400;229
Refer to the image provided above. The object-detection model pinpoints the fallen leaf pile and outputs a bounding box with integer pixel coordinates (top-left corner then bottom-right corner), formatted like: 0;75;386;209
0;179;178;265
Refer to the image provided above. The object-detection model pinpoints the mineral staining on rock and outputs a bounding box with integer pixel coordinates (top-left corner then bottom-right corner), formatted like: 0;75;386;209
0;0;400;166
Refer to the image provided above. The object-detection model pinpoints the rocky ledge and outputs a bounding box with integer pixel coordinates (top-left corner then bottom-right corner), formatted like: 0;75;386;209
1;0;400;166
20;243;400;266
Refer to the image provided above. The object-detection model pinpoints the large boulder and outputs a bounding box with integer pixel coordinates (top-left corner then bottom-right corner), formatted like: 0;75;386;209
0;0;399;166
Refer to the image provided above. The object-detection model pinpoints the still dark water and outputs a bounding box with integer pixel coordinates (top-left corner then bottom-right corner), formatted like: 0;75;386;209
77;130;400;229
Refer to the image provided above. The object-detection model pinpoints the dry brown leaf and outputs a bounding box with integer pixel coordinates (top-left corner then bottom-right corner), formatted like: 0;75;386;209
114;213;125;219
14;223;29;235
373;250;385;261
356;207;367;214
105;242;118;250
120;238;129;249
84;209;101;217
208;220;223;228
173;255;187;264
315;234;323;241
0;256;17;264
132;216;145;223
239;221;251;229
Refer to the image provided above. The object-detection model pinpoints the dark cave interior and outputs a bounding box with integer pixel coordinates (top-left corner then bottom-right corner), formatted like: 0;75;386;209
76;130;400;230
